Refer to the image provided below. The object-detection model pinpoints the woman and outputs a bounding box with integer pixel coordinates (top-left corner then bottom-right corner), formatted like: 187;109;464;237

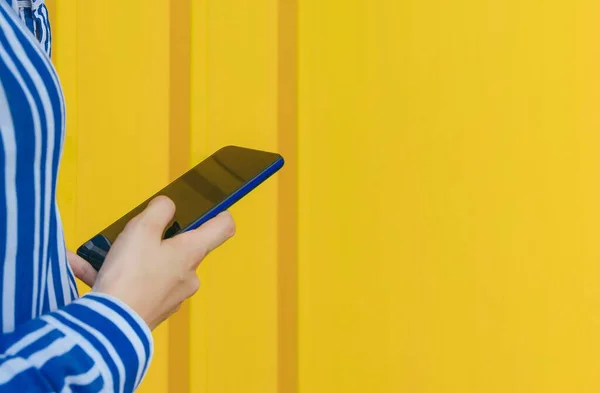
0;0;235;391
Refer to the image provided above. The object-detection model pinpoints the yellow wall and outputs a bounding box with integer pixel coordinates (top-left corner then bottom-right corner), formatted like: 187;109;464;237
189;1;279;393
299;1;600;392
49;0;600;392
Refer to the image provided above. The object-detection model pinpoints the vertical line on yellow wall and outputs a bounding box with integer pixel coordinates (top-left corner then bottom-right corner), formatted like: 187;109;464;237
46;0;56;37
169;1;192;392
278;0;298;392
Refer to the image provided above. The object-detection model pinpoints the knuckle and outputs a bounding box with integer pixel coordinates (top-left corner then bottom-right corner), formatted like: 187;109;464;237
137;218;152;232
177;271;187;284
188;276;201;294
124;216;140;231
134;218;158;236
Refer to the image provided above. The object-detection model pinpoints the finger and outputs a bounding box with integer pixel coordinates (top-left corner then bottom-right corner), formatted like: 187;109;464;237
137;195;176;235
67;251;98;287
167;211;235;267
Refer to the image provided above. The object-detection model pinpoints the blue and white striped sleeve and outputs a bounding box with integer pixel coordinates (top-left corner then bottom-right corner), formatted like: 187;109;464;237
0;293;153;392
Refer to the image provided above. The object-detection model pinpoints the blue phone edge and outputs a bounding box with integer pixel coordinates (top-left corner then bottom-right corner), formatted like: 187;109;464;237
180;155;284;233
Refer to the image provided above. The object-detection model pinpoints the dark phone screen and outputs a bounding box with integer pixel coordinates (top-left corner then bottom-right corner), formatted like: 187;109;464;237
77;146;281;270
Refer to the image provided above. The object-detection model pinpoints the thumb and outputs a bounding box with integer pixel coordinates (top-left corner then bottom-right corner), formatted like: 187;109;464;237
137;196;176;235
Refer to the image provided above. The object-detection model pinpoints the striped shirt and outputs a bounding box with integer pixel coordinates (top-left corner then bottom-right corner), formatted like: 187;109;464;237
0;1;153;391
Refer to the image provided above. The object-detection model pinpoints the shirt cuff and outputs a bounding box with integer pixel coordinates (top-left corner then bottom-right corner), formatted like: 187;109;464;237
52;292;154;392
83;292;153;348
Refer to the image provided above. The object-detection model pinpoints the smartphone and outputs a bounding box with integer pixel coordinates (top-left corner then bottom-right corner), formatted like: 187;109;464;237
76;145;284;271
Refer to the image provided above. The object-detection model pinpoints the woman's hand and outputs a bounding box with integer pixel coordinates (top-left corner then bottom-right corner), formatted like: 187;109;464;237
91;196;235;330
67;250;98;287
